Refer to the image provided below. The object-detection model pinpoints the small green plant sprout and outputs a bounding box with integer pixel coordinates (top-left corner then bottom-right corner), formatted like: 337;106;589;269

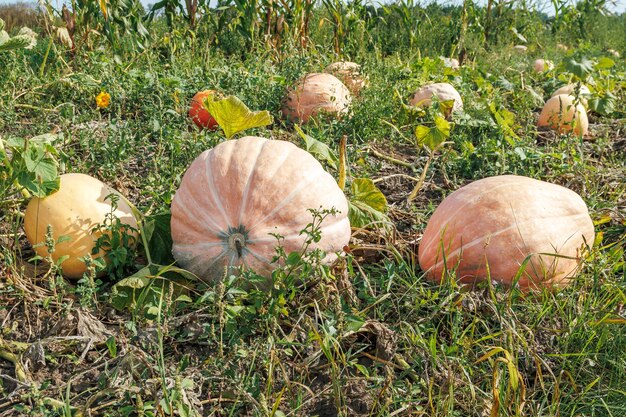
0;18;37;52
489;102;519;146
91;193;139;280
407;114;453;203
204;95;273;139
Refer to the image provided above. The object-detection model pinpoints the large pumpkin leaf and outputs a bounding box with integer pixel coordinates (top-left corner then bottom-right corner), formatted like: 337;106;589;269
588;92;616;116
563;57;594;80
206;95;272;139
349;178;389;229
415;115;451;150
142;211;174;265
6;133;62;198
295;125;338;170
594;57;615;70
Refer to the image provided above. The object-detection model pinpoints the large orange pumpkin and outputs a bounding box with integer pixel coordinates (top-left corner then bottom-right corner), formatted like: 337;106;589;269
24;173;138;279
418;175;595;290
538;94;589;136
282;73;352;123
170;136;351;283
189;90;219;130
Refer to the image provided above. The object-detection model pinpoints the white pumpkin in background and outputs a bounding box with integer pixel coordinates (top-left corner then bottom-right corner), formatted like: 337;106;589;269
439;57;460;70
409;83;463;117
607;49;620;58
324;61;369;95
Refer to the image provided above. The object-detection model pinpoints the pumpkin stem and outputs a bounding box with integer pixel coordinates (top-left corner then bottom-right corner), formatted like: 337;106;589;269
234;238;243;258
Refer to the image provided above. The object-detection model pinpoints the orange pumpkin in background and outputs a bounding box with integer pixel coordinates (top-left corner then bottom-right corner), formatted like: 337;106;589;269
418;175;595;291
282;73;352;123
170;136;351;284
24;173;138;279
189;90;219;130
538;94;589;136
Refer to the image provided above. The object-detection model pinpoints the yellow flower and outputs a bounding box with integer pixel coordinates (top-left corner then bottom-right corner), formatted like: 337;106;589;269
96;91;111;109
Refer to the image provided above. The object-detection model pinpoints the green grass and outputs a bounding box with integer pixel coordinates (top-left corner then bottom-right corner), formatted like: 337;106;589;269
0;6;625;417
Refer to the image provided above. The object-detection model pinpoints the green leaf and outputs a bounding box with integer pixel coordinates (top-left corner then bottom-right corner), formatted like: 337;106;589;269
294;125;338;170
24;149;58;183
206;95;273;139
563;57;594;80
489;102;519;144
0;34;34;52
349;178;388;228
595;57;615;70
142;211;174;264
110;264;197;313
588;93;616;116
17;172;60;197
510;27;527;43
415;115;451;150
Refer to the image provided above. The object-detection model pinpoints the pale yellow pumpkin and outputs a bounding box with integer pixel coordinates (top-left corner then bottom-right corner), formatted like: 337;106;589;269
538;94;589;136
409;83;463;117
418;175;595;290
282;73;352;123
170;136;351;283
325;61;369;95
24;173;138;279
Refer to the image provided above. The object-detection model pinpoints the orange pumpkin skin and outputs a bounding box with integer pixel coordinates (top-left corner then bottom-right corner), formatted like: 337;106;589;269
24;173;138;279
189;90;219;130
538;94;588;136
171;136;351;283
282;73;352;123
418;175;595;290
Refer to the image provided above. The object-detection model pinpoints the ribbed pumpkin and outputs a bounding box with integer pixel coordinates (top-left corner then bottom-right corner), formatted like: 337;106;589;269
324;61;368;95
24;173;138;279
418;175;595;290
189;90;219;130
538;94;589;136
282;73;352;123
170;136;351;283
409;83;463;117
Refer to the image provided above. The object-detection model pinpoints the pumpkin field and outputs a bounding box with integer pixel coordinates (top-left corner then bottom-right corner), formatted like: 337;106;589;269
0;1;625;416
